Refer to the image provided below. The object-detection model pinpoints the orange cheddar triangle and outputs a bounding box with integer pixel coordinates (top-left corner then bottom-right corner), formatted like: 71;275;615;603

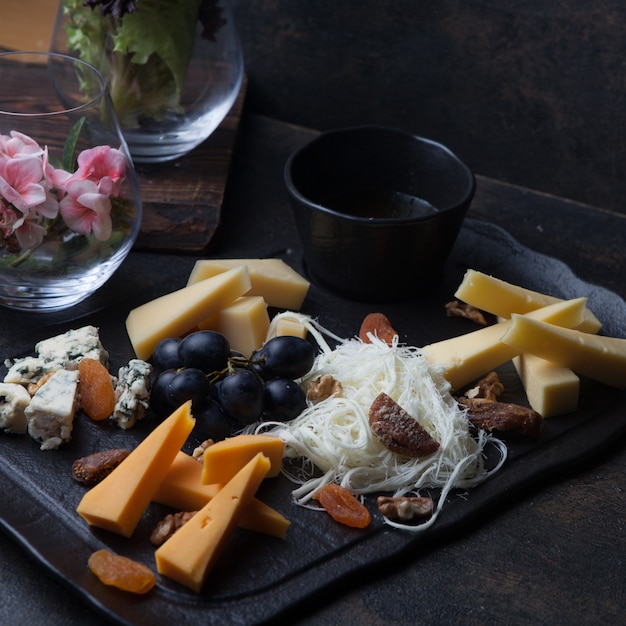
201;433;284;485
155;451;271;592
76;402;195;538
154;451;290;539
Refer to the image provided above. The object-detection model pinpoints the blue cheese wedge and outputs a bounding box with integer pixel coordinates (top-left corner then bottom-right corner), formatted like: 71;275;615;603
3;356;62;386
111;359;153;430
34;325;108;370
4;326;108;388
0;382;31;434
25;369;80;450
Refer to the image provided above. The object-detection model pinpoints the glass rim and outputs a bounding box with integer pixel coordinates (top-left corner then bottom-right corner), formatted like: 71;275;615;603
0;50;108;117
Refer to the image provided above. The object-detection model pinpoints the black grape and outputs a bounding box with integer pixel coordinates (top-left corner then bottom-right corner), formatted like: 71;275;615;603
263;378;307;422
166;368;211;408
217;369;264;425
252;336;315;380
152;337;182;373
178;330;230;375
192;398;233;442
150;369;178;419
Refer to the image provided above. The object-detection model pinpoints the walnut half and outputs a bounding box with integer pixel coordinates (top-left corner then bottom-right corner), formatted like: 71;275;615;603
377;495;434;521
307;374;343;403
464;371;504;402
445;300;487;326
150;511;198;546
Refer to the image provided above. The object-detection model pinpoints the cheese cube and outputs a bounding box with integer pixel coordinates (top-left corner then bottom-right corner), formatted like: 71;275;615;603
25;369;79;450
5;325;107;386
111;359;153;430
422;297;587;391
187;258;310;310
512;353;580;417
198;296;270;357
4;356;62;386
266;314;309;340
0;382;31;434
155;452;271;592
153;451;290;539
125;266;251;360
201;433;284;485
35;325;109;369
454;269;602;333
76;402;195;537
501;315;626;389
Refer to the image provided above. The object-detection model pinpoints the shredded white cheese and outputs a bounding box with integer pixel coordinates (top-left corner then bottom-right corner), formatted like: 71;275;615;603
257;312;507;532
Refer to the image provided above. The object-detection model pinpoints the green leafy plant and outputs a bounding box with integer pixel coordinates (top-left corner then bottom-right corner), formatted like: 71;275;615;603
61;0;225;128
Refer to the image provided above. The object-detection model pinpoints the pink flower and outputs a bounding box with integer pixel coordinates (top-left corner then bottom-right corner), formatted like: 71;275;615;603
12;212;47;249
59;177;113;241
43;147;72;194
0;131;43;159
0;155;58;218
73;145;127;196
0;133;128;251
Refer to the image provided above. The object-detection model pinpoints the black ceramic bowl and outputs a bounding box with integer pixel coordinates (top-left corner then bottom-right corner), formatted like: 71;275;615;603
285;126;475;301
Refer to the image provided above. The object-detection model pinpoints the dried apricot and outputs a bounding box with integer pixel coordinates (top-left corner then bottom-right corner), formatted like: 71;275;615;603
358;312;398;345
313;483;371;528
88;549;156;594
79;358;115;421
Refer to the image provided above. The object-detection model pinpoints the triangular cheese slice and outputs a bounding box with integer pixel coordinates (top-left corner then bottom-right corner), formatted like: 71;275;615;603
126;266;251;360
502;315;626;389
76;402;195;537
153;451;290;539
422;297;587;391
155;452;271;592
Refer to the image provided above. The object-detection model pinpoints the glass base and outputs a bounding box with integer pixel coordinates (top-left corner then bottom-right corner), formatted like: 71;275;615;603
0;248;132;312
124;93;240;163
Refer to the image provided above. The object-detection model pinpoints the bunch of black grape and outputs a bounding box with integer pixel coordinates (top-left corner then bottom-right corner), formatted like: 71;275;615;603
150;330;315;441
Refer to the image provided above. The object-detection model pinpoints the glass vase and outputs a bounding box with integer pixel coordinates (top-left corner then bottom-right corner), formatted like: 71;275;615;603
50;0;244;163
0;51;142;311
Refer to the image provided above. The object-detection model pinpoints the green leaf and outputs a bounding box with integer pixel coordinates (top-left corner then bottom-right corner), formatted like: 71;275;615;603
61;0;202;125
63;117;86;171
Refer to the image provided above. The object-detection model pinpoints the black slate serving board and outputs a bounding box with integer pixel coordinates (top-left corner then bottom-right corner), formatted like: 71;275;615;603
0;219;624;625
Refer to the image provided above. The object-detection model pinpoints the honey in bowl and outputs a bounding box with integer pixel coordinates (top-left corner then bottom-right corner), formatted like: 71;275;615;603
321;190;438;220
285;125;475;301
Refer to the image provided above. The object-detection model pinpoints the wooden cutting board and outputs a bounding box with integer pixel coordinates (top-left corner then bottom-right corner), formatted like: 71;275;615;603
134;79;246;254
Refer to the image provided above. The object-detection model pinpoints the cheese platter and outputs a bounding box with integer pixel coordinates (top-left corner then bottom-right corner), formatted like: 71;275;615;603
1;218;625;624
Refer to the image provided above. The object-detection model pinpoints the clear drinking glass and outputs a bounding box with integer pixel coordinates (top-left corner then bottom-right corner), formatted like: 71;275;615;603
50;0;244;163
0;51;142;311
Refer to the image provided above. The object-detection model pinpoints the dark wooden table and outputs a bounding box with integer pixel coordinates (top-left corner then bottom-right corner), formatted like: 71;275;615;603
1;114;625;625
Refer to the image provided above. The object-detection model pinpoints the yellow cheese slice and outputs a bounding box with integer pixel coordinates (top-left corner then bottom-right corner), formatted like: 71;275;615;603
512;353;580;417
155;452;271;592
495;315;582;417
187;258;310;310
454;269;602;333
198;296;270;357
422;297;587;391
501;315;626;389
126;266;251;360
202;433;284;485
153;451;290;539
76;402;195;538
